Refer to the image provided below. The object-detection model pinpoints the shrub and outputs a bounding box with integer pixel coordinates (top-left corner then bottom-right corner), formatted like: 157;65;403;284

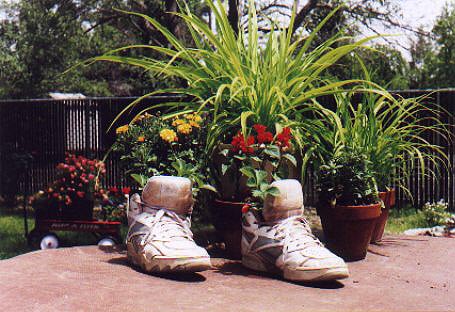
31;154;105;210
422;200;452;227
317;149;379;206
112;112;214;195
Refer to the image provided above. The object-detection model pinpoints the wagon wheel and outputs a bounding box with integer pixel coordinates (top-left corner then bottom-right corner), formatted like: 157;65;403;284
39;232;60;250
97;235;118;247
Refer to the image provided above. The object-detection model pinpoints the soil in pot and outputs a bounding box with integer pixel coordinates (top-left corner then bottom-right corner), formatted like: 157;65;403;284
371;189;396;243
318;202;381;261
211;199;243;259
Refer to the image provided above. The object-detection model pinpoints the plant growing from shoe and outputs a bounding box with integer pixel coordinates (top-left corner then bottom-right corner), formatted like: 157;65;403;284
217;124;297;207
315;84;451;199
317;149;379;207
31;154;105;210
112;112;214;196
82;0;384;178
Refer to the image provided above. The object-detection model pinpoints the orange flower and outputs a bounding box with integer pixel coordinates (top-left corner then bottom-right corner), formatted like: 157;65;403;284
137;136;145;142
160;129;178;143
177;123;192;135
116;125;129;134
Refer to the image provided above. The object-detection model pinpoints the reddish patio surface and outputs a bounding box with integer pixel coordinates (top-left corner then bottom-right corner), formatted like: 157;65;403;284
1;235;453;311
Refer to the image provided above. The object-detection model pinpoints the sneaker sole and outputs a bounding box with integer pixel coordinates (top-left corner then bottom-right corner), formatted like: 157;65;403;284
127;244;211;273
242;253;349;282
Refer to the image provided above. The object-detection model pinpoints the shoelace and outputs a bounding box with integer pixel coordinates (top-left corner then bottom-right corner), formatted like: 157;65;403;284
271;216;322;253
139;204;194;245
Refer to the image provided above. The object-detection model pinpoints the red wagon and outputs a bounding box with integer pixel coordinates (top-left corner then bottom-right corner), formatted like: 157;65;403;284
27;218;122;250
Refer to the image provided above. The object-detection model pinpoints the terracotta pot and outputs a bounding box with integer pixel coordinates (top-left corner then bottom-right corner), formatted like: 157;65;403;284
211;199;243;259
318;202;382;261
371;189;396;243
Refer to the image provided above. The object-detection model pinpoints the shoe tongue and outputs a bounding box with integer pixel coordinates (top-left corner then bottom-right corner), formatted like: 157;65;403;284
263;179;304;222
142;176;193;215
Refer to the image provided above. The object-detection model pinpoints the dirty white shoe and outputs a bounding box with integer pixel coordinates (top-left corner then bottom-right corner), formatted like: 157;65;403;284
242;179;349;282
126;176;211;273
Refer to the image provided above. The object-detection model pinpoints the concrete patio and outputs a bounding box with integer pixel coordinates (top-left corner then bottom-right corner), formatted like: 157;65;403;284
1;235;454;311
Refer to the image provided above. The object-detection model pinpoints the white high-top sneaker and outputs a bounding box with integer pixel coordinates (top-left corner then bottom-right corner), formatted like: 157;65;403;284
242;179;349;282
126;176;211;273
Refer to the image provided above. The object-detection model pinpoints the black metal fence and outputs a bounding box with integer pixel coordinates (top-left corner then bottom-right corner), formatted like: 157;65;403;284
0;91;454;210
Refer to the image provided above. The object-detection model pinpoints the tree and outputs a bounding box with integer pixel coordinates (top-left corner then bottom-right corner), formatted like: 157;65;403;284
408;30;436;89
0;0;208;99
430;2;455;88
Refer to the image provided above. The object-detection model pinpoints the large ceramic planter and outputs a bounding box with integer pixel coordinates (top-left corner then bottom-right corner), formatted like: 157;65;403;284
370;189;396;243
211;199;243;259
318;202;382;261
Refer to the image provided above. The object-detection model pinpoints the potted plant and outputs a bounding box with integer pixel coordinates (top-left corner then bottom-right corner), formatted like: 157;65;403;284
317;149;381;261
31;154;105;220
316;86;451;243
210;124;296;258
111;112;215;226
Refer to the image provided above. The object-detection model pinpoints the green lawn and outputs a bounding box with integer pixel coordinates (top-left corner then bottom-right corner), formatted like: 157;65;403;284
0;210;34;260
0;206;430;260
385;207;428;234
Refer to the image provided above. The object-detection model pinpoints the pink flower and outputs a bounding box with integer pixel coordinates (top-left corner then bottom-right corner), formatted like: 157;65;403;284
88;174;95;181
76;191;85;198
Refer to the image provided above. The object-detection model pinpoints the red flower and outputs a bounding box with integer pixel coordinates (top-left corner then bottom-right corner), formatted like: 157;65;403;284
241;204;251;214
108;187;119;193
253;124;274;144
276;127;292;148
122;187;131;195
76;191;85;198
253;124;267;134
231;132;255;154
88;174;95;181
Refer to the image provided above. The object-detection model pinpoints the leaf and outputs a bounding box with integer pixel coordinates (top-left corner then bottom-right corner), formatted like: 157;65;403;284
200;184;218;193
266;186;281;197
131;174;148;188
221;164;230;176
263;145;280;159
234;155;246;161
252;190;263;198
282;154;297;167
219;149;229;157
255;170;268;185
239;166;256;179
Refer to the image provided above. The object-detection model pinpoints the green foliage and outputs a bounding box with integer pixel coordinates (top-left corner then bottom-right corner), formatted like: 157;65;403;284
422;200;452;227
87;0;383;178
214;124;295;204
111;112;213;196
0;0;208;98
314;85;450;198
97;187;128;223
385;206;428;234
318;149;379;206
335;44;410;90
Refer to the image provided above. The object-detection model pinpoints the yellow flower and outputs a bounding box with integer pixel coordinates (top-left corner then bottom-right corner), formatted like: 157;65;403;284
116;125;129;134
160;129;178;143
177;123;192;135
193;114;202;123
189;120;201;128
137;136;145;142
172;119;185;127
